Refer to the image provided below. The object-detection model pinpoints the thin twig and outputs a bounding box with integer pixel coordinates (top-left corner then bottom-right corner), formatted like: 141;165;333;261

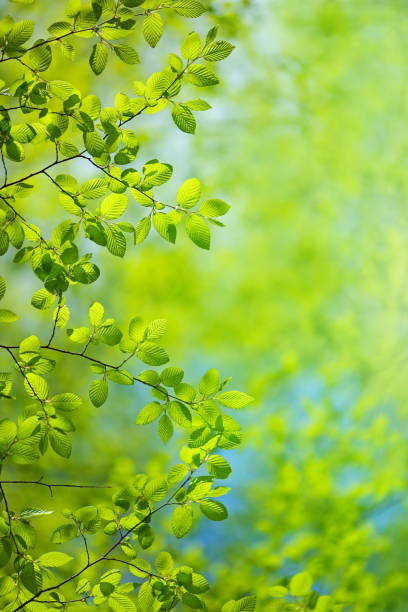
0;483;20;554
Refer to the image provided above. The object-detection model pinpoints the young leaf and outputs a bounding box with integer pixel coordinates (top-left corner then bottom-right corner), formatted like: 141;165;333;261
199;198;230;217
136;402;163;425
173;0;206;18
158;413;173;444
38;552;73;567
199;499;228;521
215;391;254;409
89;42;108;75
142;13;163;48
185;214;210;250
206;454;231;479
202;41;235;62
101;194;128;220
177;178;201;208
171;505;193;538
172;104;196;134
89;379;108;407
114;44;140;64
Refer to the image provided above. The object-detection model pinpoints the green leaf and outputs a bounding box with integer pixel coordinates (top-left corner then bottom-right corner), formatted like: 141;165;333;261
0;277;6;301
137;342;169;366
184;98;212;111
109;593;137;612
21;561;42;594
89;379;108;407
101;194;128;220
199;368;219;395
0;231;9;255
173;0;206;17
38;552;73;567
10;441;40;464
90;42;108;75
0;419;17;449
20;508;53;518
84;131;106;157
114;44;140;64
155;551;173;575
72;262;100;284
66;327;91;345
89;301;104;326
234;596;257;612
289;572;313;597
199;198;230;217
181;32;202;60
172;104;196;134
49;429;72;458
182;592;204;609
0;575;15;595
50;393;82;411
215;390;254;409
171;505;193;538
0;309;19;323
206;454;231;479
5;140;25;162
54;304;70;328
107;369;134;385
153;213;176;243
51;523;78;544
161;366;184;387
199;499;228;521
28;43;52;71
136;401;163;424
10;123;35;143
142;13;163;48
106;225;127;258
135;217;151;244
202;41;235;62
31;288;55;310
168;463;189;484
185;214;210;250
7;20;34;47
158;413;173;443
168;401;192;427
187;64;219;87
98;323;123;345
81;177;107;199
24;373;48;400
177;178;201;208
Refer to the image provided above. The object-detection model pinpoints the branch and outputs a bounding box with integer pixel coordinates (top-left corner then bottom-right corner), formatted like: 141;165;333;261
0;480;111;491
80;531;90;565
42;344;196;406
0;5;169;66
11;473;193;612
46;297;62;347
103;557;164;580
0;483;20;554
0;343;197;408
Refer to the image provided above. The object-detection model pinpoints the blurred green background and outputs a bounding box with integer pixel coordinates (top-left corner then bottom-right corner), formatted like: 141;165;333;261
2;0;408;609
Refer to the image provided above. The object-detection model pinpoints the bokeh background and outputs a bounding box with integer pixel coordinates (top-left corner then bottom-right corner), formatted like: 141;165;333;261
2;0;408;609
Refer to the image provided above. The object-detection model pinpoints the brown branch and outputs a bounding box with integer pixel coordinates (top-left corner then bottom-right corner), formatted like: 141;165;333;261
0;483;20;554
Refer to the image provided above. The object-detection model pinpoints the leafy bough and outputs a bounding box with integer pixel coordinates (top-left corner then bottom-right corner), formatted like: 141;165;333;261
0;0;336;610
